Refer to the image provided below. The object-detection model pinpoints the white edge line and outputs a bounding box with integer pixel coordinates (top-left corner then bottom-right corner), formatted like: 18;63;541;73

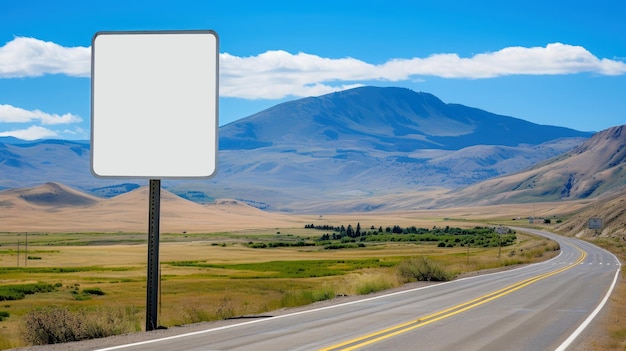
554;252;622;351
95;249;563;351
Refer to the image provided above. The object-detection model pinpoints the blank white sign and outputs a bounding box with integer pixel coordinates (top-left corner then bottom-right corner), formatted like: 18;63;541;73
91;30;218;178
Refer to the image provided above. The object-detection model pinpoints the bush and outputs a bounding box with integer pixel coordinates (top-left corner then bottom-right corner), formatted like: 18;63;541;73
21;306;140;345
0;283;59;301
280;288;335;308
0;311;9;321
83;288;105;296
21;307;83;344
397;257;455;282
355;278;395;295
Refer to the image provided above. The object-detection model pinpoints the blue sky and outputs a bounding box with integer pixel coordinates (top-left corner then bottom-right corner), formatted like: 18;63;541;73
0;0;625;140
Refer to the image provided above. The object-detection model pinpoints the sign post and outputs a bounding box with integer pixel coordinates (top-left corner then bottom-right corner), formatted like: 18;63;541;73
146;179;161;330
91;30;218;331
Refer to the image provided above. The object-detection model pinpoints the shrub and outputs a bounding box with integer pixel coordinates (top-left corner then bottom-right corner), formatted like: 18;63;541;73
0;283;59;301
354;277;395;295
280;288;335;308
21;306;83;344
83;288;105;296
21;306;140;345
0;311;9;321
182;306;212;324
397;257;455;282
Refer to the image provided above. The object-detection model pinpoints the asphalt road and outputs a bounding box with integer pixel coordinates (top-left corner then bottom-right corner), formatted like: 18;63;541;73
95;228;620;351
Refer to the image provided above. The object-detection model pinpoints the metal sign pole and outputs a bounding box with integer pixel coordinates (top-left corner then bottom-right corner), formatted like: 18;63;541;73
146;179;161;331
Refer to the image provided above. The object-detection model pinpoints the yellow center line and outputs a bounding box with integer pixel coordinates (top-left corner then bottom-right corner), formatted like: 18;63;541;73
319;247;587;351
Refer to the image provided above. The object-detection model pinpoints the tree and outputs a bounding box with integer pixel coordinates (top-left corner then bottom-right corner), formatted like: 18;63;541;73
346;225;354;238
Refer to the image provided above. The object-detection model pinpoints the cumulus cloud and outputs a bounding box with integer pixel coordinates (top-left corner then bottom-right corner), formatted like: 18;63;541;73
0;37;90;78
1;37;625;99
0;125;58;140
219;43;626;98
0;104;82;124
379;43;626;78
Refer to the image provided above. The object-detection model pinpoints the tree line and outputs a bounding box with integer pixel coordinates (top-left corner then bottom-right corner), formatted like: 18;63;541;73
306;223;516;248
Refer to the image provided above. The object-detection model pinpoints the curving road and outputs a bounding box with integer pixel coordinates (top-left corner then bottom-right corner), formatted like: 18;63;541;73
96;228;620;351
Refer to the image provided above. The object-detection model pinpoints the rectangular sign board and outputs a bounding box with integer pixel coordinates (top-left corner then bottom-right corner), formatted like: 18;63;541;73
588;217;603;230
91;30;218;178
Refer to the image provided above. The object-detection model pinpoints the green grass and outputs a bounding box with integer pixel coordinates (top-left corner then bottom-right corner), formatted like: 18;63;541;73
0;283;61;301
280;288;336;307
165;258;397;278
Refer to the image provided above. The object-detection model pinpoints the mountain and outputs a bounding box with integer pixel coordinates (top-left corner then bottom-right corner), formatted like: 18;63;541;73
440;125;626;207
194;86;591;211
0;86;595;212
0;139;138;192
0;136;26;145
220;86;589;151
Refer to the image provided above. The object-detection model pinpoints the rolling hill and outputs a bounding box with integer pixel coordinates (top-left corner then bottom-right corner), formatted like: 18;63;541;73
0;182;300;233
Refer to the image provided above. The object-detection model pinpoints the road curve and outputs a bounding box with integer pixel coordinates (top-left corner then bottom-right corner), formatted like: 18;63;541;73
95;228;620;351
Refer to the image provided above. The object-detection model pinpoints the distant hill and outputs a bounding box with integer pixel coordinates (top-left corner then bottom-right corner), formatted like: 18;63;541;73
0;136;27;144
0;86;596;212
0;182;298;233
440;125;626;207
0;139;136;192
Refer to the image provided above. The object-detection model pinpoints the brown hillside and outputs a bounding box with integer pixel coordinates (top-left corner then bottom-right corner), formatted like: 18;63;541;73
0;183;302;233
442;125;626;206
0;182;100;208
554;189;626;240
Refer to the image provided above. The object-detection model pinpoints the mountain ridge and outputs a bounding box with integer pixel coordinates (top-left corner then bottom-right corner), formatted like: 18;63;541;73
220;87;590;152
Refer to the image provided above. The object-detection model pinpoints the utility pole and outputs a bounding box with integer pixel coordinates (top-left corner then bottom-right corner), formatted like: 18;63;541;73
25;232;28;267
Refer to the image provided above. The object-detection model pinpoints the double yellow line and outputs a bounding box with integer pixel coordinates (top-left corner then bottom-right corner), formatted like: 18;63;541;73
320;248;587;351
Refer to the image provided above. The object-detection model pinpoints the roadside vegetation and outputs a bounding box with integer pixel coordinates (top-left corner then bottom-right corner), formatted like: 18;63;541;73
0;227;559;349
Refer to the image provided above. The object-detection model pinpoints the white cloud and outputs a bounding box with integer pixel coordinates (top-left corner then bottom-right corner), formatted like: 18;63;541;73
219;43;626;98
61;126;89;139
0;104;82;125
1;37;625;99
0;125;58;140
379;43;626;78
0;37;90;78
